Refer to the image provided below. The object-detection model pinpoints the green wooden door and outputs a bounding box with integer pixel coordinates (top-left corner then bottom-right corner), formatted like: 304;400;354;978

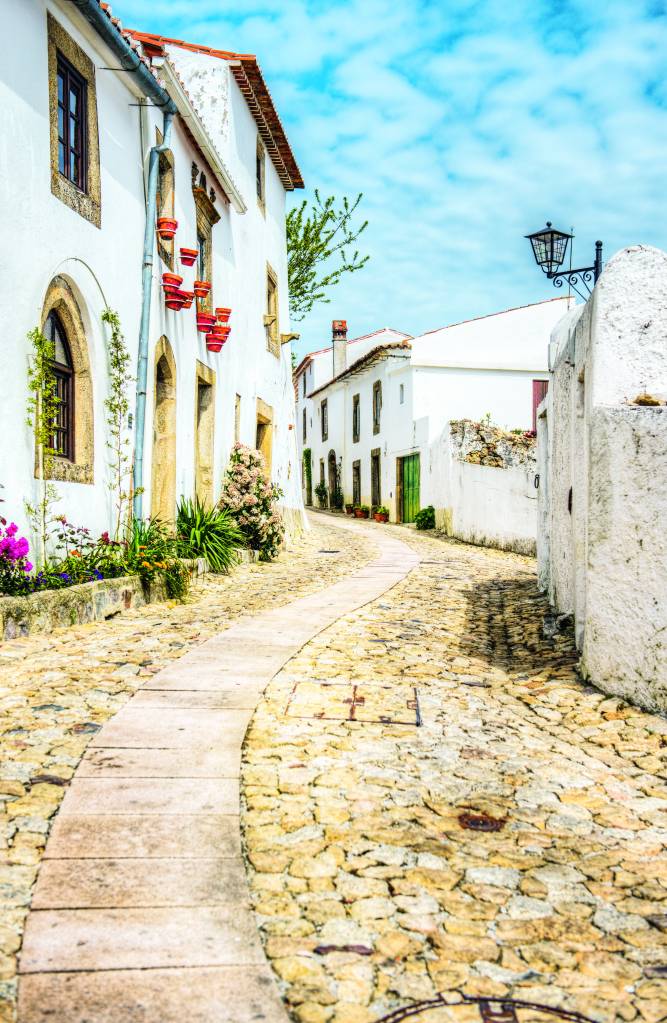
401;453;420;523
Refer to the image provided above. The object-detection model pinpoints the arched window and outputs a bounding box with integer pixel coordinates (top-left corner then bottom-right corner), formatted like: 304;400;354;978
44;310;74;460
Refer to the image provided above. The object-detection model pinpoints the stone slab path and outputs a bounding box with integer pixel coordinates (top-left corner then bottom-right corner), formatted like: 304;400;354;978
17;518;419;1022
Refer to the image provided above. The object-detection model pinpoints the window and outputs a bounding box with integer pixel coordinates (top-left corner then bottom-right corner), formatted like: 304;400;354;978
321;399;328;441
302;373;307;397
192;162;219;312
532;379;549;433
319;459;325;486
352;461;361;506
372;381;382;434
156;145;175;270
266;266;279;357
399;383;405;404
352;394;360;443
371;449;381;508
45;311;74;461
57;54;87;191
302;406;307;442
48;15;100;226
256;138;266;208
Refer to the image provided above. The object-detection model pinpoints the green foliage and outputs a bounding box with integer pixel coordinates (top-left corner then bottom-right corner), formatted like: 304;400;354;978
102;309;133;540
25;326;61;567
360;504;370;514
302;447;312;490
286;190;370;321
176;496;244;574
126;517;190;601
314;480;328;509
415;505;436;530
376;506;389;516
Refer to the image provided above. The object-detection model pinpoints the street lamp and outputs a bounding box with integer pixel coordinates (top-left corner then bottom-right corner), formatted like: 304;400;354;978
525;222;603;301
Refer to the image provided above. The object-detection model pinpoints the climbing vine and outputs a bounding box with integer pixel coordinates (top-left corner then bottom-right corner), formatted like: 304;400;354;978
102;309;133;540
302;447;312;504
25;326;61;567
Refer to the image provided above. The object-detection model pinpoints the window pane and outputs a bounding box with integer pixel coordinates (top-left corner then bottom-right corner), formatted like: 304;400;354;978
69;85;78;115
70;150;77;181
57;70;64;104
57;106;65;141
54;338;70;365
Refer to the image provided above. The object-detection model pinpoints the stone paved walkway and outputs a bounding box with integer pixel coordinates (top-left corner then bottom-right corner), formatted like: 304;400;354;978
15;517;418;1022
0;521;374;1023
242;520;667;1023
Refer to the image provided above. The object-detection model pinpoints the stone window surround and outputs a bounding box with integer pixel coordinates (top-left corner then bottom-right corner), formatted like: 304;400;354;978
192;168;221;314
256;397;274;474
194;360;216;507
47;13;101;228
372;380;382;435
265;264;280;358
156;139;175;271
38;277;94;485
352;393;360;443
321;398;328;442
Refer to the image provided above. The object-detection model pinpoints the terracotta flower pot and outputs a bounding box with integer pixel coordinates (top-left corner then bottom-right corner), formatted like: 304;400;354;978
179;290;194;309
193;280;211;298
206;335;224;352
162;272;183;288
345;505;354;515
179;247;198;266
361;509;369;519
353;508;363;518
157;217;178;240
196;312;217;333
374;512;388;523
215;307;232;323
165;296;185;311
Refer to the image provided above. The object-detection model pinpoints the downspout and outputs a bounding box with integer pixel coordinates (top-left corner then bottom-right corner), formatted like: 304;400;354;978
69;0;177;520
133;109;175;521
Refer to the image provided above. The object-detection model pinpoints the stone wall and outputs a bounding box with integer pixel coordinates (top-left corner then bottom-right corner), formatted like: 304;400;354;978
539;245;667;712
449;418;536;468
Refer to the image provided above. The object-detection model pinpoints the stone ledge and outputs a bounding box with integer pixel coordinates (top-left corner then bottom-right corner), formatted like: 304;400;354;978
0;559;209;643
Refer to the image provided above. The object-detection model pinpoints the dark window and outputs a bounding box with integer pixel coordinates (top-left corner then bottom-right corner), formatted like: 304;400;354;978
352;394;360;443
372;381;382;434
45;311;74;460
532;379;549;432
352;461;361;506
197;230;209;283
321;399;328;441
302;373;307;397
57;53;87;192
302;406;307;441
256;139;265;203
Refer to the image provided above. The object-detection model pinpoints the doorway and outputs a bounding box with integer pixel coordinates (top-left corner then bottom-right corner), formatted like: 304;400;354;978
194;362;215;506
256;398;273;473
327;449;338;508
397;453;420;523
150;339;177;523
371;448;381;509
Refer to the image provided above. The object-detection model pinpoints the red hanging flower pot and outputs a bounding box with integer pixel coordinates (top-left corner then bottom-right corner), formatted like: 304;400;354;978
162;272;183;288
179;247;198;267
157;217;178;240
179;290;194;309
165;295;185;311
206;335;224;352
215;307;232;323
196;312;217;333
193;280;211;298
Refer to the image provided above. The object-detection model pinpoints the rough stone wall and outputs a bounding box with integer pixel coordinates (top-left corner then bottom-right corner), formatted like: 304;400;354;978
449;418;536;469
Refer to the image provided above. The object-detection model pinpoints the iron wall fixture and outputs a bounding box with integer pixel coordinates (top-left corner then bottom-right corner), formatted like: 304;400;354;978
525;222;602;301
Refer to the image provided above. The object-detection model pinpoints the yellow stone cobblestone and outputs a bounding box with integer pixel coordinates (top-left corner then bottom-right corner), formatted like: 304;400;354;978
241;522;667;1023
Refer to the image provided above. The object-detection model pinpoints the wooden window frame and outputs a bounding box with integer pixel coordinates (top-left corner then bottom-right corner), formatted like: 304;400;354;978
321;399;328;442
56;54;87;193
46;311;75;461
372;381;382;435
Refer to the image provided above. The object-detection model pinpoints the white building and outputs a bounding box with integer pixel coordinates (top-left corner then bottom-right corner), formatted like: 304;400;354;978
537;246;667;711
0;1;304;545
294;300;572;549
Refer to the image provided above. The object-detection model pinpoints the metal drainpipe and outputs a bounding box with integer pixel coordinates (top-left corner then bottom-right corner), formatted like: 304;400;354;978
133;110;174;521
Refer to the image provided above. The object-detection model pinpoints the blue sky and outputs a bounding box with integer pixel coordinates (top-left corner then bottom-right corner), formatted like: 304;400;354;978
111;0;667;359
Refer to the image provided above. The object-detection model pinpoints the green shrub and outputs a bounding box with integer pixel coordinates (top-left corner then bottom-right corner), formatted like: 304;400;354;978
376;506;389;516
415;505;435;530
126;518;189;601
177;497;244;573
314;481;328;509
219;444;285;562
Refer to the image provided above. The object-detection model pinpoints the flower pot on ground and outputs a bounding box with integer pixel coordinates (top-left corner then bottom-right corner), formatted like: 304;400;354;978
215;307;232;323
193;280;211;298
162;272;183;287
374;506;389;523
345;504;354;515
353;506;363;518
360;506;370;519
179;247;198;267
157;217;178;240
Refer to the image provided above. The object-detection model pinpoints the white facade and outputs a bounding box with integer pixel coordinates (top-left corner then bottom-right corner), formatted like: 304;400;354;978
538;245;667;711
294;301;569;551
0;1;303;546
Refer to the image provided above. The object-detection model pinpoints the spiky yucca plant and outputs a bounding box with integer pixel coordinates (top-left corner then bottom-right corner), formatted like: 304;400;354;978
176;497;245;573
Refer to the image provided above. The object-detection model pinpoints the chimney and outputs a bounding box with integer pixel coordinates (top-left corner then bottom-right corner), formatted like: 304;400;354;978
332;320;347;377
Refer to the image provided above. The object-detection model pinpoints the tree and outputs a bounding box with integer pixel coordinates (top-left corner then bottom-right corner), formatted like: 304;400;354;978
286;190;369;321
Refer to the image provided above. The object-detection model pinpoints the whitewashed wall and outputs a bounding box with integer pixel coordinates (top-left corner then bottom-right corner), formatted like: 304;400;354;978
539;245;667;711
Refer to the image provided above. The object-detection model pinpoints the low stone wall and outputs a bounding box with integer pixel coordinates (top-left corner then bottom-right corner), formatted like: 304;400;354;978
449;418;536;469
0;559;208;642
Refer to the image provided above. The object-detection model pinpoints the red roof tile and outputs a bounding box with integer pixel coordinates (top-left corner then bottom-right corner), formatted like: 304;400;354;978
128;30;303;190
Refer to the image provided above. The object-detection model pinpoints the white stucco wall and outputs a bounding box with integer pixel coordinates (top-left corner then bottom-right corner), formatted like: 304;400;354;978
539;245;667;711
0;2;303;554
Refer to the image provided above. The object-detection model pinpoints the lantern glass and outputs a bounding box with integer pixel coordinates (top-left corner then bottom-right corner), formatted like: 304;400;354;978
525;223;572;275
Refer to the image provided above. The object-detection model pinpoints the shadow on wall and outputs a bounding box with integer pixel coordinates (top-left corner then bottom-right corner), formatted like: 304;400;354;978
457;574;578;676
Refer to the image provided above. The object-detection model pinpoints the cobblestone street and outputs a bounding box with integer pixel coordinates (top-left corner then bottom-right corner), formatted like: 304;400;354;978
242;519;667;1023
2;513;667;1023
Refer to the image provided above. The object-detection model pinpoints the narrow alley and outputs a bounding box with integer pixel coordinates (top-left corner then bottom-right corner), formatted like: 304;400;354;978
2;514;666;1023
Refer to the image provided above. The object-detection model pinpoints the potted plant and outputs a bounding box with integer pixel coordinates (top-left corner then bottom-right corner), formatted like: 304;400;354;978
157;217;178;240
215;307;232;323
193;280;211;298
359;504;370;519
314;481;328;509
345;503;354;515
180;247;198;266
353;505;363;518
374;505;389;523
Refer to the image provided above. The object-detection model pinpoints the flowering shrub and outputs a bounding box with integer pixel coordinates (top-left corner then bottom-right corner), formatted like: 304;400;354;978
219;444;284;561
0;521;33;595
